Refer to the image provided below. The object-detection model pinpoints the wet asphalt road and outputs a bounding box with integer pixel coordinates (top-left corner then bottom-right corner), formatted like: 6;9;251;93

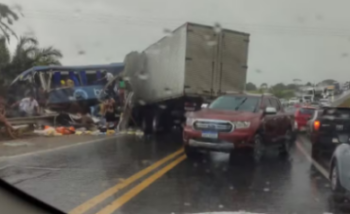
0;131;345;214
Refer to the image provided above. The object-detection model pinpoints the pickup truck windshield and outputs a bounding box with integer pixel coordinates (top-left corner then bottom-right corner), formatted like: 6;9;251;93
209;96;260;112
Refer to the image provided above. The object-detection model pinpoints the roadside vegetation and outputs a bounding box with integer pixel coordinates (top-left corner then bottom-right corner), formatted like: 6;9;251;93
0;3;63;95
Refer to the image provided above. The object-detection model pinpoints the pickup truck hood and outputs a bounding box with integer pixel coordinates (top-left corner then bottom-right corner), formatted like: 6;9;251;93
191;109;260;121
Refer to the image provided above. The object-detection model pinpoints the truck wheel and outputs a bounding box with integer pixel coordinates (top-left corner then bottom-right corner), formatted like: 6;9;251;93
141;114;153;134
184;145;198;159
311;145;320;160
252;134;265;163
152;113;162;134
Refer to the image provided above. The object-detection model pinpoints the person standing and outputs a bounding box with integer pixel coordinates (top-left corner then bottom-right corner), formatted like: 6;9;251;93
11;95;40;117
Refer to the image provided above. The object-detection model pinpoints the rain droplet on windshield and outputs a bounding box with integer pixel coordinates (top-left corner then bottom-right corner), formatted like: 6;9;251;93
74;9;81;17
229;186;234;190
341;53;348;58
159;105;167;109
138;73;149;80
123;76;130;81
204;35;211;40
164;88;172;95
207;40;217;46
263;188;270;192
78;50;85;55
184;202;191;206
213;22;222;34
193;163;198;167
218;204;224;209
138;100;146;105
163;28;173;37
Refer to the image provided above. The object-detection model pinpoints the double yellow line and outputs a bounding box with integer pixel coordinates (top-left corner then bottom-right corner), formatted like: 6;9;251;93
70;148;186;214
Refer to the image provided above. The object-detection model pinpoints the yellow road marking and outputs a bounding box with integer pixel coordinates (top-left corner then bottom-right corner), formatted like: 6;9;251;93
96;155;187;214
69;148;184;214
295;139;329;180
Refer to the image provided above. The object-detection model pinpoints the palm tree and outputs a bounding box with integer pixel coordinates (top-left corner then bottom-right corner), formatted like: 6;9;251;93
0;36;63;86
0;3;19;41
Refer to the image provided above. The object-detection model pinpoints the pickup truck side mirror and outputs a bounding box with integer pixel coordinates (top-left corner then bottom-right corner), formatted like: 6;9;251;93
265;107;277;114
201;103;208;109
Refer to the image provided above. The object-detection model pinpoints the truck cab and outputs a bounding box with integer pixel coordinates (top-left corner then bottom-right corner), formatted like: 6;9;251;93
183;93;293;162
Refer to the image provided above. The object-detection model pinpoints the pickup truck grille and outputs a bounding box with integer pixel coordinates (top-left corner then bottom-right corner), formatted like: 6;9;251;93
193;121;232;132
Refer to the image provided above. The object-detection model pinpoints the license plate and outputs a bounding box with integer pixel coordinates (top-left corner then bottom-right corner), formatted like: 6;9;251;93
201;131;218;139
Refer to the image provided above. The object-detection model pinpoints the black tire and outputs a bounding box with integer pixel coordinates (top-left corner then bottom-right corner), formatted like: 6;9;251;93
141;114;153;134
252;134;265;163
311;145;320;159
184;145;198;159
330;161;346;193
152;111;163;134
279;130;292;157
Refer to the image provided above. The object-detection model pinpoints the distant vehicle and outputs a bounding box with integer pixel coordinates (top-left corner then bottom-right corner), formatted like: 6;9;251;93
310;107;350;159
294;106;316;132
288;98;300;105
183;93;294;162
330;142;350;198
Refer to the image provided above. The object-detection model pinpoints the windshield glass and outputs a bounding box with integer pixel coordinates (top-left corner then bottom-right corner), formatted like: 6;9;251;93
299;108;315;115
2;1;350;214
209;96;259;112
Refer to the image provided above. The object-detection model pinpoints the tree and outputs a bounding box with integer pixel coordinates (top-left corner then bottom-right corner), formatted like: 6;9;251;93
246;82;257;91
0;36;62;85
271;83;286;91
286;83;298;90
305;82;312;86
260;83;268;89
0;3;19;41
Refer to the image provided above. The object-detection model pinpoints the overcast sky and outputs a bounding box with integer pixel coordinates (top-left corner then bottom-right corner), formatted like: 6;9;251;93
3;0;350;86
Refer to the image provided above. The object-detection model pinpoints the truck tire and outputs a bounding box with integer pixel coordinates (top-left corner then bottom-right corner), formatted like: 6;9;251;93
311;145;320;160
141;114;153;134
152;112;162;134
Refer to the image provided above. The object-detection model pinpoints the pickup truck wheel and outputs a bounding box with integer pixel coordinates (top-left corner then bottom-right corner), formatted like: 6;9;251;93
330;161;346;193
279;130;292;157
311;145;320;160
252;134;265;163
184;146;198;159
330;161;346;202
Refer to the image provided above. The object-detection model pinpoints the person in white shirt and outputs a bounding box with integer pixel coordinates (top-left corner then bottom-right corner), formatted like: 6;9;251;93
12;96;40;117
104;71;114;82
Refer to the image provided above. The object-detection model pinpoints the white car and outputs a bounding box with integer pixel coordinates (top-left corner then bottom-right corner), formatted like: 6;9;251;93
288;98;300;105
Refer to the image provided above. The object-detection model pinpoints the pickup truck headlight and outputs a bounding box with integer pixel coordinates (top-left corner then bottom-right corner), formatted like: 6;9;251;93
233;121;251;129
186;118;194;127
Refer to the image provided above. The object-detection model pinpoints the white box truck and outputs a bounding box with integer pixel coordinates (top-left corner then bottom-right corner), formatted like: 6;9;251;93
122;22;250;133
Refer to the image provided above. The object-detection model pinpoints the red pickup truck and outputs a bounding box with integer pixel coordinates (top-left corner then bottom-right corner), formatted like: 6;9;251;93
183;93;294;162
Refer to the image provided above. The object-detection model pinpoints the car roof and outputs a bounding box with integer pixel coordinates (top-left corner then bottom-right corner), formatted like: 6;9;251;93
223;93;275;98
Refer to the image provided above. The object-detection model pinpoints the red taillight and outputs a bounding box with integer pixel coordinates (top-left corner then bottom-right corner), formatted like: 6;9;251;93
314;120;320;131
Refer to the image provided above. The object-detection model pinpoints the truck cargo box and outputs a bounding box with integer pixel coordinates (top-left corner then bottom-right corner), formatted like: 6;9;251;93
125;22;250;104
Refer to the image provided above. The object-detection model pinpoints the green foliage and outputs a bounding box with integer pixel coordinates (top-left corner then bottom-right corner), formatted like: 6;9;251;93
0;36;62;88
246;82;257;91
0;3;19;41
